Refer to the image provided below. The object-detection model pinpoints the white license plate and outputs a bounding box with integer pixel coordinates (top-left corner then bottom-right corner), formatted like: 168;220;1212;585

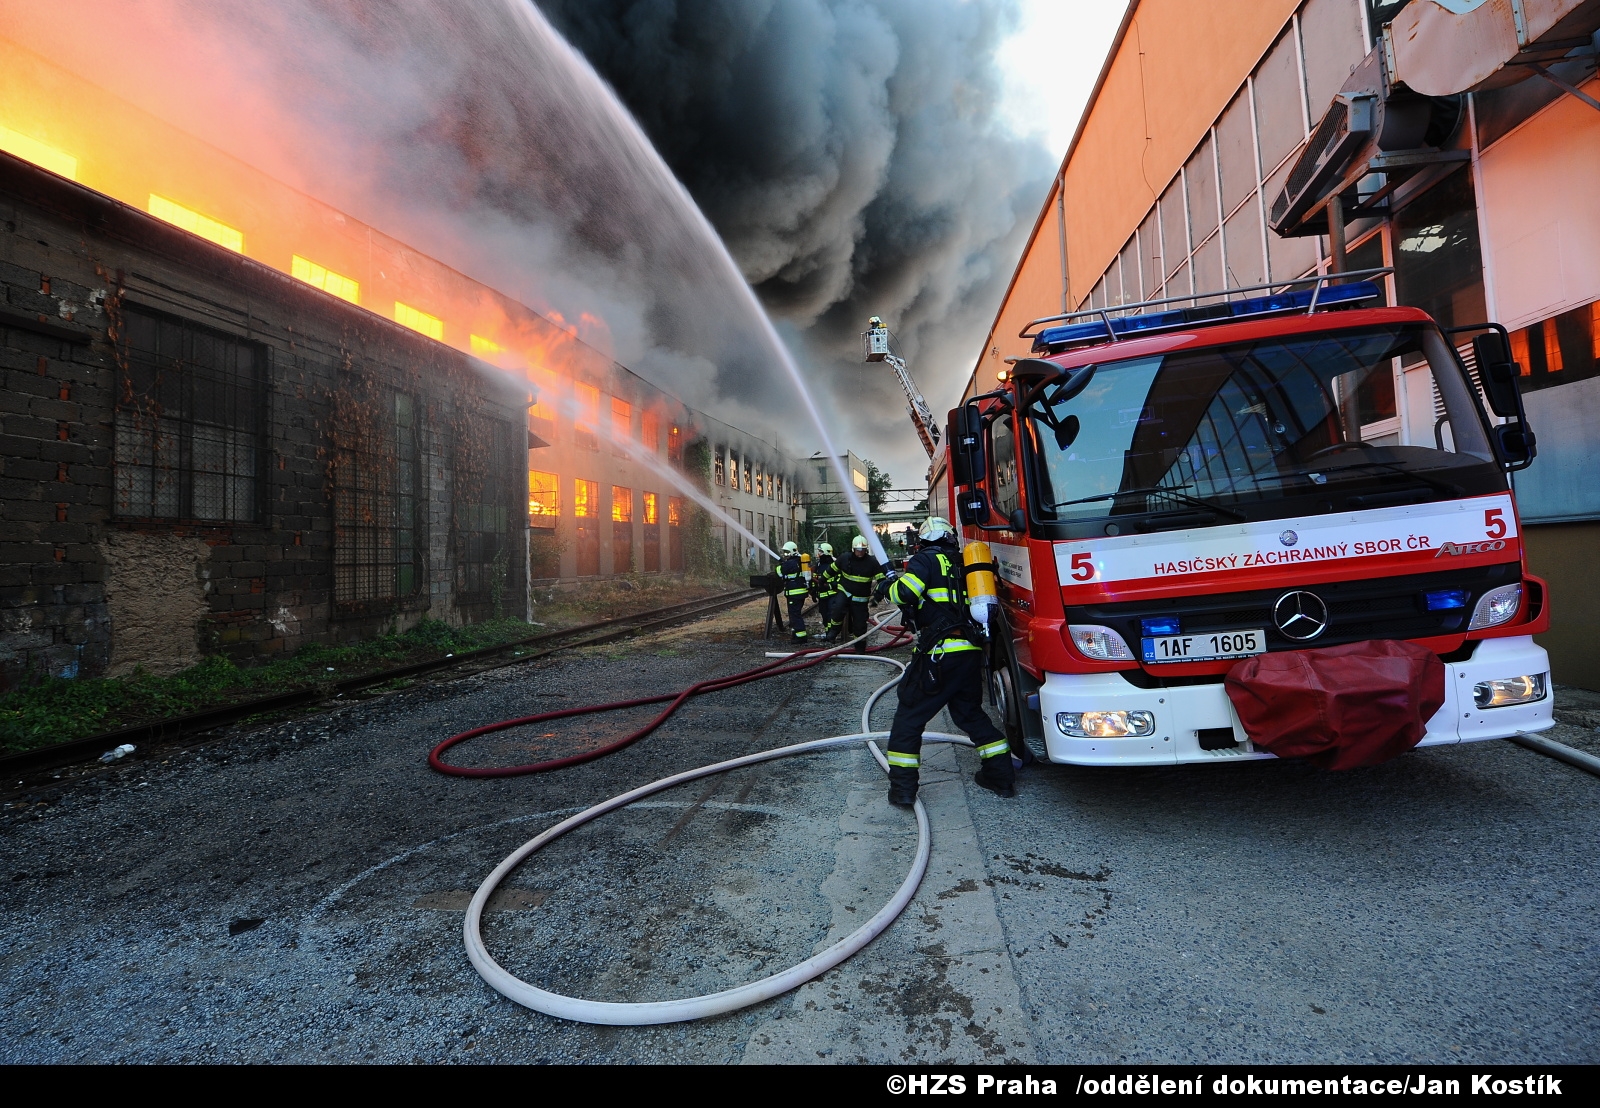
1141;629;1266;663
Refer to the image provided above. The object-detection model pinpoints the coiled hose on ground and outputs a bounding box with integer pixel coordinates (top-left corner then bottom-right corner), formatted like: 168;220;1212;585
433;611;976;1025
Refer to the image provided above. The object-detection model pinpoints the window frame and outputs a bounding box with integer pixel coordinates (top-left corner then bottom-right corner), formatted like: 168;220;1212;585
112;304;268;525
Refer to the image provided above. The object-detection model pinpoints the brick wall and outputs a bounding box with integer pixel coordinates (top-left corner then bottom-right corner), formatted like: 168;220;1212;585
0;155;526;691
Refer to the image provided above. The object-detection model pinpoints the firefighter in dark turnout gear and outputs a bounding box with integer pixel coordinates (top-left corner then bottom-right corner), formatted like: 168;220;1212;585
778;541;809;642
811;542;845;642
837;534;886;646
884;516;1015;806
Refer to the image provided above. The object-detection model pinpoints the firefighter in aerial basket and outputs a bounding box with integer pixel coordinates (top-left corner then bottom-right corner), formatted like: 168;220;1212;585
837;534;886;648
778;541;810;642
812;542;844;642
882;516;1015;806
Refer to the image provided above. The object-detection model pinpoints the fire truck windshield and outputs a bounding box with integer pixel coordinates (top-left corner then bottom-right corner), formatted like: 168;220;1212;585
1023;323;1506;536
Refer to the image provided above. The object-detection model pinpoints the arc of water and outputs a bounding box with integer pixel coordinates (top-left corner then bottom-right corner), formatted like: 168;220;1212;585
504;1;893;566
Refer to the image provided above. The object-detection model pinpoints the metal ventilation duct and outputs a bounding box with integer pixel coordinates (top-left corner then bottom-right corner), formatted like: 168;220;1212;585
1385;0;1600;96
1270;49;1465;239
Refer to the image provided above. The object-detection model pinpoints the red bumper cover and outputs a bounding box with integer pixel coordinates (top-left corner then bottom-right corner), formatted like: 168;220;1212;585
1224;640;1446;770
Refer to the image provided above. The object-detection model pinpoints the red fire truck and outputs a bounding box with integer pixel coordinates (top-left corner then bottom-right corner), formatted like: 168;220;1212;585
937;271;1553;766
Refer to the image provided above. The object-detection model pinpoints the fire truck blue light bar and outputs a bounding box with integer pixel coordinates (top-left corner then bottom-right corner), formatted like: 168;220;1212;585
1033;282;1384;352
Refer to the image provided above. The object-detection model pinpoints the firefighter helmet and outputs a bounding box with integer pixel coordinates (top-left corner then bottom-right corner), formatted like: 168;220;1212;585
817;542;833;556
781;541;799;555
917;516;956;544
851;535;868;553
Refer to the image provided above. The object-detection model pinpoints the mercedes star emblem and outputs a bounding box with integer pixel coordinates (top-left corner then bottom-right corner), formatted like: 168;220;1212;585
1279;529;1299;547
1273;590;1329;641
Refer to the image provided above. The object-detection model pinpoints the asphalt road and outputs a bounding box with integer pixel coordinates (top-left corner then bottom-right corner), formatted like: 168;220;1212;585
1;604;1595;1063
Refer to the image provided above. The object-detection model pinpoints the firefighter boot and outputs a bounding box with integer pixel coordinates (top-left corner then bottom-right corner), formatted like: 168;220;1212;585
973;747;1016;798
886;767;918;808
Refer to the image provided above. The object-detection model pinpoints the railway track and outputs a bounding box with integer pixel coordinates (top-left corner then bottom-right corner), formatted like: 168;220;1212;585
0;588;767;778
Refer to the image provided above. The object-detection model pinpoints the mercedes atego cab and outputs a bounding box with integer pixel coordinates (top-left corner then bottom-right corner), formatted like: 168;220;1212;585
938;271;1553;766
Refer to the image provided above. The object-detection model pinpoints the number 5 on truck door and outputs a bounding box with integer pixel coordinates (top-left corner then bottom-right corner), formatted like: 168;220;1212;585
1070;552;1094;581
1485;508;1507;539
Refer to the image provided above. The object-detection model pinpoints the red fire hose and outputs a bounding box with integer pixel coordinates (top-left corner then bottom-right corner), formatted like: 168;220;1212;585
428;623;911;778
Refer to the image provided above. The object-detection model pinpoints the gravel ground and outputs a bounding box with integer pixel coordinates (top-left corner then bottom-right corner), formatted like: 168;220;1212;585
2;607;1596;1064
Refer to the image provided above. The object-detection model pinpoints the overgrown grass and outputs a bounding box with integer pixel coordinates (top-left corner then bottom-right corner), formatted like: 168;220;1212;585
0;575;749;757
0;618;538;756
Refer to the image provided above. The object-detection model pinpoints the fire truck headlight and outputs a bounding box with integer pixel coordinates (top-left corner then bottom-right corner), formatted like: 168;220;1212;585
1467;583;1523;630
1056;710;1156;738
1067;624;1135;661
1472;673;1547;709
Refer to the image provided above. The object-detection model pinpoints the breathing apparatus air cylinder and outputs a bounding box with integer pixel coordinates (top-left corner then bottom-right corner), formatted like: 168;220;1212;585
963;540;999;627
800;552;812;582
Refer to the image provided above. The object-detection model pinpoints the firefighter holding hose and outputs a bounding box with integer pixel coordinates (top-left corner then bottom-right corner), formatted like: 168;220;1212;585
811;542;844;642
837;534;886;648
882;517;1015;806
778;541;810;643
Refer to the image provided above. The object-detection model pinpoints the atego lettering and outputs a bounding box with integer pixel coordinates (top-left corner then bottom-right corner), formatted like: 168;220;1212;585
1436;540;1508;557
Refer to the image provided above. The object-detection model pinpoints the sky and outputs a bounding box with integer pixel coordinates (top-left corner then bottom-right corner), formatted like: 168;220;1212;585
997;0;1129;161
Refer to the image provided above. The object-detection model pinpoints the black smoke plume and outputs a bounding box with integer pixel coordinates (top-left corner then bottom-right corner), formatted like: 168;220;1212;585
539;0;1055;479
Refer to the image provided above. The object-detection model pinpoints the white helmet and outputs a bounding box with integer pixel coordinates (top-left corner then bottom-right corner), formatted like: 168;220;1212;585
917;516;956;544
781;540;798;555
817;542;833;556
851;535;868;553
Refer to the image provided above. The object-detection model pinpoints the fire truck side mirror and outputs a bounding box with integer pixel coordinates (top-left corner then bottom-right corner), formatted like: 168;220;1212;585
950;402;987;489
1472;332;1523;419
956;486;991;526
1493;423;1537;470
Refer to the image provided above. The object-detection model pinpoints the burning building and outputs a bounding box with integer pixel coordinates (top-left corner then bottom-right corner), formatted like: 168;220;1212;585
0;34;808;689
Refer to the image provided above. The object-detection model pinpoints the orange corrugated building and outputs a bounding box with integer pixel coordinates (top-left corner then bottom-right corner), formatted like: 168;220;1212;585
968;0;1600;688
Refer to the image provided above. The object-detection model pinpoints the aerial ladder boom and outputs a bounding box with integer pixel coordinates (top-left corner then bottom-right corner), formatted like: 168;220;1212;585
863;317;941;459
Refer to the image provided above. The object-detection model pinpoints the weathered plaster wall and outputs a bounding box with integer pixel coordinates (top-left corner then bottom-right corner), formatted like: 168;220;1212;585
101;530;209;676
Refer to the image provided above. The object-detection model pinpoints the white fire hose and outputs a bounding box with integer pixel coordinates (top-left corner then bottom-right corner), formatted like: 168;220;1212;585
462;614;973;1025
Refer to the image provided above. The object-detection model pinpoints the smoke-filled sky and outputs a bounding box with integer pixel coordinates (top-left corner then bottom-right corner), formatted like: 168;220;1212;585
536;0;1066;484
2;0;1123;485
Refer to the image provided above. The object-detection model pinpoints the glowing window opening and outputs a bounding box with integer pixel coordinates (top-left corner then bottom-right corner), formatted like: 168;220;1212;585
667;495;683;526
529;469;560;526
610;397;631;443
643;491;659;525
574;477;597;518
470;334;504;357
291;255;359;304
394;302;444;341
574;383;600;432
612;485;633;523
148;194;244;253
0;125;77;180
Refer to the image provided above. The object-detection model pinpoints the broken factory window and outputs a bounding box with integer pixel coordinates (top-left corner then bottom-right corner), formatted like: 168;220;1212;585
113;305;264;523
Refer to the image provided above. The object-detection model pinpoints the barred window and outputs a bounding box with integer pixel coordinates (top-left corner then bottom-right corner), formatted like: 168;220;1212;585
713;445;725;486
333;384;423;604
455;417;515;603
114;306;262;522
